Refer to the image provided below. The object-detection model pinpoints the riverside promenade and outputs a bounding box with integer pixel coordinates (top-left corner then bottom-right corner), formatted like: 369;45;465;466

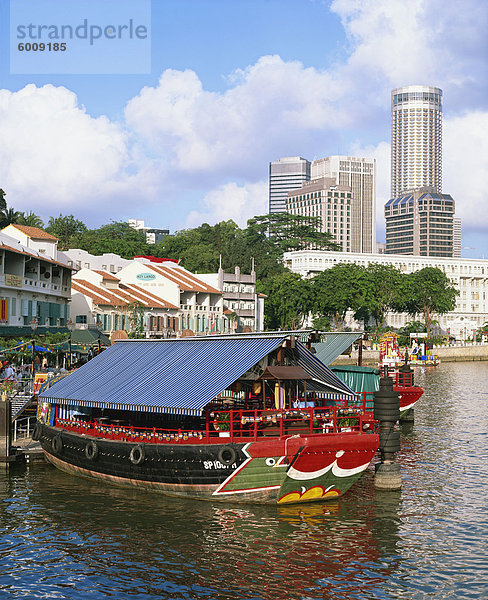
332;342;488;366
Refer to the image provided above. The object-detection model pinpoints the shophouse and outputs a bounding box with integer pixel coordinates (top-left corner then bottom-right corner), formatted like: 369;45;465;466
0;225;72;335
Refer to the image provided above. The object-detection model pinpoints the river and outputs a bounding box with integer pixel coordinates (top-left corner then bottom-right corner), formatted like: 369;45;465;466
1;362;487;599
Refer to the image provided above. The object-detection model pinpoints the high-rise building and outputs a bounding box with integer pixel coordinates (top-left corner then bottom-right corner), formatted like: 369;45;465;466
311;156;376;253
391;85;443;198
384;187;454;257
453;217;462;258
286;177;353;252
269;157;310;213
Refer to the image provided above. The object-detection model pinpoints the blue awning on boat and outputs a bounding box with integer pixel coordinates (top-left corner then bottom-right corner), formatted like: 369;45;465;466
39;335;356;416
311;332;362;366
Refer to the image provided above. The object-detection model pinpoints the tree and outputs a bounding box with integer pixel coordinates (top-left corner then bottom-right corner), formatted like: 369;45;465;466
360;264;403;331
16;211;44;228
0;207;22;228
394;267;458;336
47;214;87;249
312;263;370;331
258;272;312;330
246;213;339;256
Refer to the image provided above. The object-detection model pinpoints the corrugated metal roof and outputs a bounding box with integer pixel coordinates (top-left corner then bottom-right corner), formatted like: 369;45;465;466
312;332;362;365
294;341;357;397
40;334;356;415
41;337;286;415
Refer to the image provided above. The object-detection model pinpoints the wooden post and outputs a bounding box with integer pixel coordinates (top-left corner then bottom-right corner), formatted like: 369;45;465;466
0;396;11;465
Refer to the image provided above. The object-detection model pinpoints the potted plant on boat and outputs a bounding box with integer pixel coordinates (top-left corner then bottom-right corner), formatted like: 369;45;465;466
213;412;231;437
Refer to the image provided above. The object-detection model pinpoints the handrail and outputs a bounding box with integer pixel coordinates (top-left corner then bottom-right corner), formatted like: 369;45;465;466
54;406;378;444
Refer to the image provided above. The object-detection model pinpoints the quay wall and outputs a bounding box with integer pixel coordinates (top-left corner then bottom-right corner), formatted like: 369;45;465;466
331;344;488;366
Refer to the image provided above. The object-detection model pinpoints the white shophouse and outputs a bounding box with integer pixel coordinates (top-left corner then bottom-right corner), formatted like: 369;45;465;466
0;225;71;334
284;249;488;340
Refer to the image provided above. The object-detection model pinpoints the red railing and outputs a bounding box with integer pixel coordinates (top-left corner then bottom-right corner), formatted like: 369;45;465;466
55;405;378;444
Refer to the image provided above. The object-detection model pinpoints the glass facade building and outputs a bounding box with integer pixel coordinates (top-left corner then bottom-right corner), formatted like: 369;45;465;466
269;157;310;213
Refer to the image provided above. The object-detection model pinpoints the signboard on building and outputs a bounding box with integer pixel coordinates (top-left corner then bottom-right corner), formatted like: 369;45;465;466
136;273;156;281
5;274;22;287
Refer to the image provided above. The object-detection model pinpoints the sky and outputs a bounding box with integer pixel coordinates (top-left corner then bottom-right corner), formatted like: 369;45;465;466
0;0;487;258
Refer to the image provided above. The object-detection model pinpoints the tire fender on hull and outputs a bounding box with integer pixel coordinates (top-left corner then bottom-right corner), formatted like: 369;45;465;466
130;444;145;465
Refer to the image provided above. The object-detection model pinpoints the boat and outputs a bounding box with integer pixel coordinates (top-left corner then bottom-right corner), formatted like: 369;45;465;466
378;332;404;369
331;364;424;418
33;332;380;505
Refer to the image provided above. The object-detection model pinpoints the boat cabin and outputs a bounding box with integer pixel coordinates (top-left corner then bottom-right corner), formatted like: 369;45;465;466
38;333;375;444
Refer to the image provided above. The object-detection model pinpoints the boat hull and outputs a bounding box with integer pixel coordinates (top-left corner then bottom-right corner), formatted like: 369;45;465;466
38;424;379;505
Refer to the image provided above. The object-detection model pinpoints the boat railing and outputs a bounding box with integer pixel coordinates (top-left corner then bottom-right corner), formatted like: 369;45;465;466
54;405;378;444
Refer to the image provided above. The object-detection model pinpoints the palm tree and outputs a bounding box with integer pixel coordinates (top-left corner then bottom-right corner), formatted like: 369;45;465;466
16;211;45;228
0;207;22;229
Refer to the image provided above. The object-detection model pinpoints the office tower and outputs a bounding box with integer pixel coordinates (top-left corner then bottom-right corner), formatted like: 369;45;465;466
311;156;376;253
269;157;310;213
286;177;353;252
384;187;454;257
391;85;443;198
453;218;462;258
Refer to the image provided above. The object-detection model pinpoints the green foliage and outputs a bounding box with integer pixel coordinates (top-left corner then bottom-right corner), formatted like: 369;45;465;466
16;211;45;228
394;267;458;336
312;263;370;331
46;214;87;249
359;264;403;330
312;315;332;331
258;271;312;330
74;222;150;259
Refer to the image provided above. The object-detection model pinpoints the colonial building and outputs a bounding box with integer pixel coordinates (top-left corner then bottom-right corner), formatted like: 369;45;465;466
71;268;179;337
199;265;265;332
117;257;226;336
284;249;488;340
0;225;72;335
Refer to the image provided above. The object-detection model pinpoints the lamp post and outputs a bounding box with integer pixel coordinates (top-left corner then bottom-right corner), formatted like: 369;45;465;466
96;319;102;355
67;319;73;370
29;317;38;378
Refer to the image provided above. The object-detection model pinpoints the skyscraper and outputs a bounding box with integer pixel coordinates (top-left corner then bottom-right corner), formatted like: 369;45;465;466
311;156;376;253
391;85;443;198
268;157;310;213
384;187;455;257
286;177;353;252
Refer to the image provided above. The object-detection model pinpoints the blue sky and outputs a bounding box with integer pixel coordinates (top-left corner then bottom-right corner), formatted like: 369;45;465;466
0;0;487;257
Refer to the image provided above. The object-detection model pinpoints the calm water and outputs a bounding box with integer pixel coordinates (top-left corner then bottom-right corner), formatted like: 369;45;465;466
1;362;488;600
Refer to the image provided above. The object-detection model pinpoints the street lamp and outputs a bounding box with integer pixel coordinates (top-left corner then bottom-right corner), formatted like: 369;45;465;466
67;319;73;370
30;317;38;377
96;319;103;355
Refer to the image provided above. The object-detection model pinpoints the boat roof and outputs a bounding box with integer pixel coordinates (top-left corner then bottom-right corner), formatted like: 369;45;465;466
39;333;357;416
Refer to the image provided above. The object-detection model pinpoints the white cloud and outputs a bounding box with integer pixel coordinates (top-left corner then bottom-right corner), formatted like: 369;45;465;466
186;181;268;228
0;0;486;242
0;84;132;224
444;111;488;229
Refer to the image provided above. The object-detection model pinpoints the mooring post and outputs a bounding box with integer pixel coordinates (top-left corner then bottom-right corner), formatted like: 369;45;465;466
0;395;12;467
373;375;402;490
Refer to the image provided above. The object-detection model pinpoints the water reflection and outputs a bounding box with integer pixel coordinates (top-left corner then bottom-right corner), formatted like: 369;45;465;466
1;363;488;599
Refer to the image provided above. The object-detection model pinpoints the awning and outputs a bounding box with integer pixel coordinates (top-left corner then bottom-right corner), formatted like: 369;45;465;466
312;332;363;365
294;340;357;398
40;336;286;416
39;334;357;416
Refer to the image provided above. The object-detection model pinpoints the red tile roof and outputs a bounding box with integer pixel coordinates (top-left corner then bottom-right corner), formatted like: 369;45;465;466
93;270;120;281
146;264;221;294
8;225;58;241
72;279;178;310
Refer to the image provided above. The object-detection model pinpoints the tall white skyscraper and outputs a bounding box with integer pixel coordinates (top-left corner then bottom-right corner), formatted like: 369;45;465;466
391;85;443;198
269;157;310;213
311;156;376;253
